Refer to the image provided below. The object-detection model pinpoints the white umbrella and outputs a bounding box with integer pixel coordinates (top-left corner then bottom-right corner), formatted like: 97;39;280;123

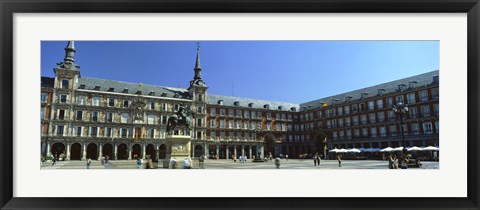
348;148;361;153
407;146;423;152
423;146;439;151
380;147;394;152
329;148;340;153
393;146;404;152
337;148;348;153
358;148;367;152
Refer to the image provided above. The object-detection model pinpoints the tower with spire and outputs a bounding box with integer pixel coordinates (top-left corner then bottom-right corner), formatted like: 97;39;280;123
188;42;208;141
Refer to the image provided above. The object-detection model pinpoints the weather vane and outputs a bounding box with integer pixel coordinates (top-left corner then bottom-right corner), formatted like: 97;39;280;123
196;41;200;50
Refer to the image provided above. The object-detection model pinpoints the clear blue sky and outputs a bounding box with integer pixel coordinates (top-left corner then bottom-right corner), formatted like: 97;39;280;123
41;41;439;104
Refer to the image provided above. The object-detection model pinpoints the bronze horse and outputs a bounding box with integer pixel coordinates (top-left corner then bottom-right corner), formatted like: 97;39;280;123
166;109;195;135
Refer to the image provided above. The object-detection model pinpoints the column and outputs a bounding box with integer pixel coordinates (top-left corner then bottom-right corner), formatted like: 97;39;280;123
260;145;264;158
205;143;209;156
98;144;103;160
216;144;219;157
128;144;132;160
226;147;229;159
142;144;146;159
192;144;196;157
241;145;245;157
234;145;237;158
46;142;51;157
249;146;252;159
114;144;118;160
66;143;71;160
82;144;87;160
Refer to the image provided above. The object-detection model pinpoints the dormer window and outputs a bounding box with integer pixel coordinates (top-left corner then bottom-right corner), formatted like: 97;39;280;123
108;87;114;92
378;89;385;96
218;100;224;105
264;104;270;109
94;86;101;91
433;76;439;83
122;89;128;93
173;93;179;98
345;96;352;103
290;107;297;112
278;106;283;111
79;85;86;89
136;90;142;95
361;92;368;100
408;81;417;89
234;101;240;106
161;92;167;97
149;91;155;96
248;103;254;108
397;84;406;92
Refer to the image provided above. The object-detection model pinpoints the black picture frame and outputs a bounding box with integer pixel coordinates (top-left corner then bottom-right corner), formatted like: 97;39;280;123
1;0;479;209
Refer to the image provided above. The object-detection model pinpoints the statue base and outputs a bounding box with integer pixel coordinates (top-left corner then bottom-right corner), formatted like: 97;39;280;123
163;135;192;169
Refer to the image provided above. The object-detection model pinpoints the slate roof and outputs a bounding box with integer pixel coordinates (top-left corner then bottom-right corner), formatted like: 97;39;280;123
77;77;191;99
41;77;54;88
300;70;439;110
207;94;300;111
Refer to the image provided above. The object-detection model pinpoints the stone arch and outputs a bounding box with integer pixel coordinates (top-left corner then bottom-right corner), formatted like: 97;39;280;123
194;145;203;157
86;143;98;160
159;144;167;159
102;143;113;159
263;133;276;158
132;144;142;159
146;144;155;159
117;143;128;160
51;142;65;159
70;143;82;160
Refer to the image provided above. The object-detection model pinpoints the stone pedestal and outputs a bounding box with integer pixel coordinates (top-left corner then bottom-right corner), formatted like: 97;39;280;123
163;135;192;169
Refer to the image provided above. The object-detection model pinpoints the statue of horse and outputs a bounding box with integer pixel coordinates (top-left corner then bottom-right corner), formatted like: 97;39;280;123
166;109;195;135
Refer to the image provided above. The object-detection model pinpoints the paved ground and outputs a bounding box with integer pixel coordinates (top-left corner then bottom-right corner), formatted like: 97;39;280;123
41;159;439;170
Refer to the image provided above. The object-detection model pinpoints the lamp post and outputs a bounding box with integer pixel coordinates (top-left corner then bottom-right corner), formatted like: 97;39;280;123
392;100;409;155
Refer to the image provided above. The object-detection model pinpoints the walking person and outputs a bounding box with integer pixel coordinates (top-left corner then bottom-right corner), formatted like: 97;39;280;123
285;154;288;161
316;153;321;166
313;155;317;166
52;154;57;166
393;155;399;169
86;158;91;169
337;154;342;167
275;157;281;169
388;154;394;169
199;155;205;169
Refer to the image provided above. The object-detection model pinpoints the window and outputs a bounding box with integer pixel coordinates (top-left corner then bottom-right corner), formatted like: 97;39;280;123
40;107;46;119
92;96;101;106
411;123;419;134
419;90;429;101
387;111;395;121
106;128;112;137
174;104;180;111
361;114;367;124
147;115;155;125
237;132;242;140
257;112;262;119
433;103;439;116
346;130;352;138
229;109;234;117
369;113;376;123
210;108;216;116
236;110;242;118
409;107;418;118
376;99;383;109
431;88;439;99
423;122;433;134
386;97;393;107
76;126;82;137
345;117;351;126
236;121;241;129
421;105;431;117
333;131;338;140
197;106;203;114
58;109;65;120
90;127;98;137
61;79;69;89
220;132;226;140
407;93;416;104
266;123;271;130
197;119;202;127
389;125;397;136
92;111;98;122
196;131;202;139
326;120;331;128
150;102;155;110
375;112;383;122
396;95;404;103
147;129;155;138
380;126;387;137
344;106;350;115
210;131;216;140
362;128;368;137
251;121;256;130
276;113;281;120
352;104;358;112
317;111;322;119
161;116;167;125
107;98;115;107
209;119;216;128
161;103;167;111
244;111;250;119
370;127;377;137
123;100;129;108
76;95;86;105
353;116;359;125
354;128;360;137
337;107;343;115
220;109;226;116
121;128;128;138
229;132;234;140
41;93;48;103
121;113;129;123
359;103;365;112
245;122;249;129
266;112;271;120
60;94;68;103
338;118;344;127
56;125;64;135
106;112;113;123
219;120;225;128
251;111;256;119
197;93;203;102
368;101;375;110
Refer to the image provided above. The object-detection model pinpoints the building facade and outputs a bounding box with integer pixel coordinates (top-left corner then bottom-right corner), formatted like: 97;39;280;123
41;41;439;160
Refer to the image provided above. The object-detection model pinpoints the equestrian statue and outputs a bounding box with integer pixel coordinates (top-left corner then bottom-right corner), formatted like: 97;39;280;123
166;106;195;135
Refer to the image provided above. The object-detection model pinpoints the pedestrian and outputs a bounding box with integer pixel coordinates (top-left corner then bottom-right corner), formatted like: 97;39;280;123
316;154;321;166
285;154;288;161
136;158;142;169
199;155;205;169
52;154;57;166
337;154;342;167
388;154;394;169
86;158;91;169
313;155;317;166
105;155;109;166
393;155;399;169
275;157;281;169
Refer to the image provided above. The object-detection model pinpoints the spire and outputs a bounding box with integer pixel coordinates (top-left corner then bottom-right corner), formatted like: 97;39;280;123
193;41;202;80
64;41;76;64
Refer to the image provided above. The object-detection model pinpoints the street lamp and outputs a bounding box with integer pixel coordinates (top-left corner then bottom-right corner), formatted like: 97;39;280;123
392;100;409;155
